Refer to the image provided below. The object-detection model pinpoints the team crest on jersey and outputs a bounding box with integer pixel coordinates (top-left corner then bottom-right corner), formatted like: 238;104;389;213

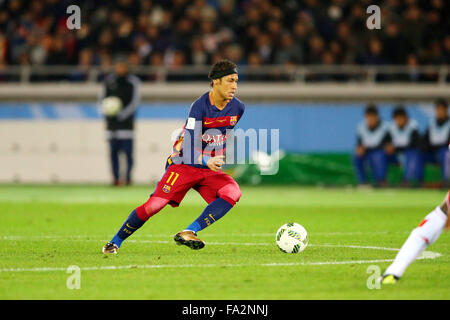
162;184;171;193
230;116;237;126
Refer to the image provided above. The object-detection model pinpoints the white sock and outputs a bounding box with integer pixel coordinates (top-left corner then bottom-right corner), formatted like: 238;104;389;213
384;206;447;278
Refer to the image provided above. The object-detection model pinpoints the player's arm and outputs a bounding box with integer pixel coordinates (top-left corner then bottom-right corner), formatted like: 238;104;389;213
98;84;106;105
117;76;141;121
183;102;207;166
239;103;245;120
98;79;107;114
383;130;395;154
355;134;365;156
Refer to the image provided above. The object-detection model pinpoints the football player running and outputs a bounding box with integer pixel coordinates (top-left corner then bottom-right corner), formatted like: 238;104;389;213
103;60;245;253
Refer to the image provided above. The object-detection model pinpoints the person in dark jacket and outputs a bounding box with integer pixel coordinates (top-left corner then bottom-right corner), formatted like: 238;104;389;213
385;106;421;185
353;104;391;186
420;99;450;183
100;59;141;186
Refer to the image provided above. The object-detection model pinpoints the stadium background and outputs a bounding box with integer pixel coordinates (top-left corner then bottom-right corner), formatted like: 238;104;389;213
0;0;449;185
1;0;450;302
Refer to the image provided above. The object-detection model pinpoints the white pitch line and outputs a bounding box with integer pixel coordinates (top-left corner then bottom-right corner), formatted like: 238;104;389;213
1;235;442;259
0;259;397;273
0;235;410;250
310;244;401;251
122;240;405;252
0;244;441;273
0;231;403;241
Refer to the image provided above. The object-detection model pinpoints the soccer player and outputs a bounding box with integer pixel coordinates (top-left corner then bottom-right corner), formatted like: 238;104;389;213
353;105;391;187
385;106;421;185
380;191;450;284
420;99;450;183
102;60;244;253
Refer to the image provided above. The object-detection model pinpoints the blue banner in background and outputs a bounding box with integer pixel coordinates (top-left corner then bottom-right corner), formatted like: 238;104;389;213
0;102;435;152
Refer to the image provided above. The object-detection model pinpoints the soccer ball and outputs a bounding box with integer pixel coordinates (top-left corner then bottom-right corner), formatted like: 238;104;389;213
275;222;308;253
101;96;122;116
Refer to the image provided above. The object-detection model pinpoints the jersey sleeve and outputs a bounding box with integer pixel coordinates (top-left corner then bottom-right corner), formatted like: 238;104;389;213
183;101;204;165
240;102;245;116
117;75;141;121
238;103;245;123
356;124;363;146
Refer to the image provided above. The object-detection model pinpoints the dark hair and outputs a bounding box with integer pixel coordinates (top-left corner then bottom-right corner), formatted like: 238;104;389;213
435;98;448;109
392;105;407;118
208;59;237;87
365;104;378;115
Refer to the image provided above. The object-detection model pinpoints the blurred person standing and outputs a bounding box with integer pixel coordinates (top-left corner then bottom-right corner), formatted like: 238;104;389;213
420;99;450;185
100;58;141;186
353;105;391;187
385;106;421;186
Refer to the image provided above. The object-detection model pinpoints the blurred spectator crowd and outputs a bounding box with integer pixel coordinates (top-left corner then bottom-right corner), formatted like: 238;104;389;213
0;0;449;81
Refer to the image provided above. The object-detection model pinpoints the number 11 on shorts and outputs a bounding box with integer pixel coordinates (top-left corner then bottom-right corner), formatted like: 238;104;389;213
166;172;180;186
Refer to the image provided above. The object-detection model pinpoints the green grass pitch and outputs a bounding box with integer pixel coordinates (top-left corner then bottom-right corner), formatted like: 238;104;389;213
0;184;449;300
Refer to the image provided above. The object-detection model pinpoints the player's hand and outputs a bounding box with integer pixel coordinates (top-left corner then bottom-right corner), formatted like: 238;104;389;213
356;145;365;156
385;144;395;155
207;155;225;172
445;216;450;232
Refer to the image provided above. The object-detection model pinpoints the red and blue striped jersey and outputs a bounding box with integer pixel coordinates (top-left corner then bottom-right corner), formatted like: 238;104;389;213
167;91;245;168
